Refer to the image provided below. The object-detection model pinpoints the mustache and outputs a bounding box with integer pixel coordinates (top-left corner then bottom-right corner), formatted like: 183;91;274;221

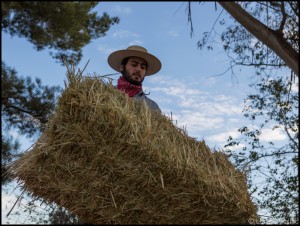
133;72;141;77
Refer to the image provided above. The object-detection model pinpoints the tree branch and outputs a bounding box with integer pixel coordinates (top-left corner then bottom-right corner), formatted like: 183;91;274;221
2;98;46;124
187;2;194;37
217;1;299;76
278;2;287;33
245;149;297;167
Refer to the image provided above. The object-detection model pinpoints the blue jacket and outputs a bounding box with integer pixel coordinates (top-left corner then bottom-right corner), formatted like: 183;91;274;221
133;90;161;113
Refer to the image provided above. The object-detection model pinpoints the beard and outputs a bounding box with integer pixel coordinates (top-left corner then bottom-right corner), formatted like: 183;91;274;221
121;69;144;86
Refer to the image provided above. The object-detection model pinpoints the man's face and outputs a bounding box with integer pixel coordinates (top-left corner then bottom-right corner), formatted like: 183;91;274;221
120;57;147;85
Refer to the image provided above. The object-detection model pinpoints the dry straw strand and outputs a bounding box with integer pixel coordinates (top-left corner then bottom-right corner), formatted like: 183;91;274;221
7;66;259;224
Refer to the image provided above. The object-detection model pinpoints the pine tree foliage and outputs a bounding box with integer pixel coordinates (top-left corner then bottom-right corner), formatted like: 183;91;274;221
1;1;119;65
1;62;62;184
2;62;61;136
1;135;20;184
48;206;82;224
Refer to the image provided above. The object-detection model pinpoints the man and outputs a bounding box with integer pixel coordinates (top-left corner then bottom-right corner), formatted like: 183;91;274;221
107;45;162;113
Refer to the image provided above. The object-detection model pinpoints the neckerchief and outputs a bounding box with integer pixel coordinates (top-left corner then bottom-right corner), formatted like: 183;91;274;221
117;76;142;97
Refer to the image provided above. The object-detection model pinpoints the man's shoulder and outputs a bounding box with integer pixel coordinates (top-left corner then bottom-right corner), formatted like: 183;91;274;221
139;94;161;113
114;87;161;113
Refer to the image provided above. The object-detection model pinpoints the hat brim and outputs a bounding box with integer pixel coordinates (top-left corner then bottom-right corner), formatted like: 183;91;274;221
108;49;161;76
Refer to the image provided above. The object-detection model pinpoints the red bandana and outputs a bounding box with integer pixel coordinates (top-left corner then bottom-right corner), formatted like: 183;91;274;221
117;76;142;97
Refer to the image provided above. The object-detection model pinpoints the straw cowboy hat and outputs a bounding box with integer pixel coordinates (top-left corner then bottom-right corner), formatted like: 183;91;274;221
108;45;162;76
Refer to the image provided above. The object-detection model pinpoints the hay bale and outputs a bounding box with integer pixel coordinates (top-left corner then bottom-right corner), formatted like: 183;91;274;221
8;67;258;224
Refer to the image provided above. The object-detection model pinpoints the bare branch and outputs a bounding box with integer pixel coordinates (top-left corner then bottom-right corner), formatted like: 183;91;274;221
278;2;287;33
187;2;194;37
2;98;46;124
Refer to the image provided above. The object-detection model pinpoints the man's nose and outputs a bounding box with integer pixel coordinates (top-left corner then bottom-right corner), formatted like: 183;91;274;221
135;65;142;72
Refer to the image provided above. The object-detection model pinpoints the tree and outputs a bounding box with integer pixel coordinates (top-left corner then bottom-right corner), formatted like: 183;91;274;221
2;1;119;65
47;206;82;224
2;1;120;223
1;62;65;223
217;1;299;76
1;131;20;184
190;2;298;77
187;1;298;223
2;62;62;184
225;76;298;224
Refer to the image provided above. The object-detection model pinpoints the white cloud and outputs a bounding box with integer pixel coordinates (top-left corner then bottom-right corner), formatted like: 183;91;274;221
206;128;241;143
147;74;169;84
207;101;243;116
200;76;218;86
97;45;118;55
112;5;131;14
160;92;242;117
174;110;225;134
1;191;29;224
129;40;144;46
153;86;203;98
149;76;243;115
112;30;140;38
2;195;14;224
2;194;14;214
2;184;50;224
206;126;290;151
147;75;293;151
291;81;299;93
167;30;179;37
228;118;240;123
147;75;246;146
97;41;144;55
259;127;287;142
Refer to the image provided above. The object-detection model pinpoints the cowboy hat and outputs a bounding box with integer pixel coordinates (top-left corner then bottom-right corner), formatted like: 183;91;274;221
107;45;161;76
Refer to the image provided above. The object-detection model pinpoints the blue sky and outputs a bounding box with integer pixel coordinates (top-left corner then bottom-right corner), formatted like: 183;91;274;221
1;2;295;224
